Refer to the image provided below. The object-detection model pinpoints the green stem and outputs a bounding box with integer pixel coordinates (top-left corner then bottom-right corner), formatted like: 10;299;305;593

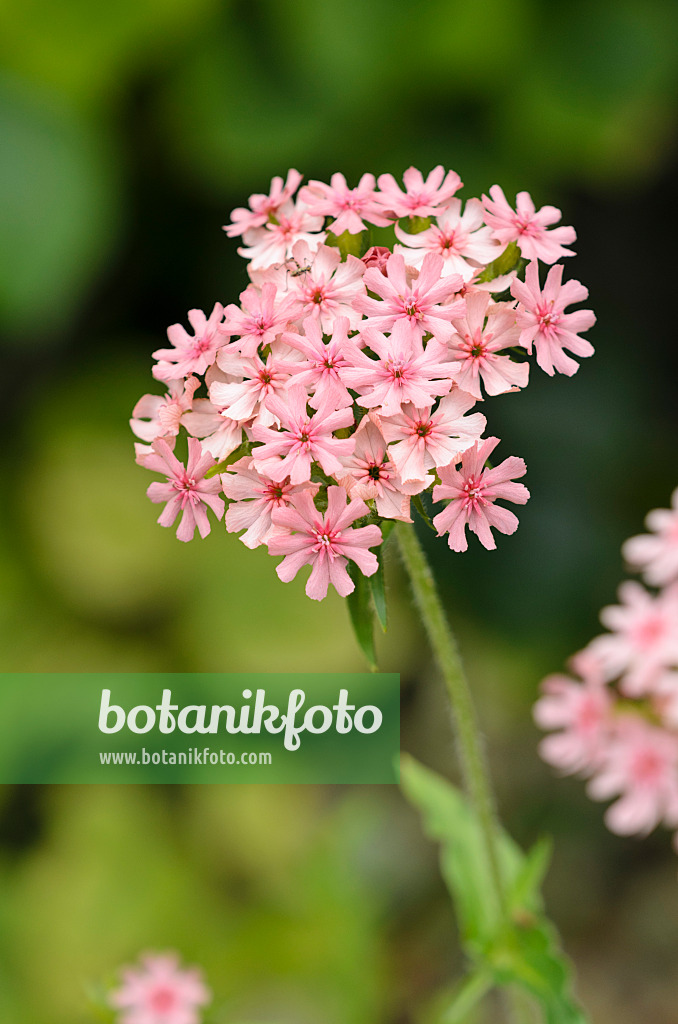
395;521;507;920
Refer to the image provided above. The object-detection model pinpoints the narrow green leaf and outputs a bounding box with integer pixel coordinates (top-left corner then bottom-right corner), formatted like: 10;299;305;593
346;563;377;670
204;441;252;477
412;494;437;533
369;556;387;632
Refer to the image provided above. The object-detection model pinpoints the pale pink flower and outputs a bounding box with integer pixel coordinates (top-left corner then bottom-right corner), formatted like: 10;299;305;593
109;951;211;1024
141;438;225;542
586;581;678;696
238;200;325;269
299;173;390;235
224;169;303;237
448;292;527;399
380;393;487;485
251;386;354;484
340;327;460;417
152;305;224;382
395;199;500;280
338;414;420;521
268;486;382;600
353;253;463;344
481;185;576;264
210;351;295;424
431;436;529;551
220;283;296;356
222;457;317;549
130;377;200;442
283;316;355;411
284;241;366;331
511;262;595;377
587;717;678;836
534;671;613;775
376;166;463;219
623;488;678;586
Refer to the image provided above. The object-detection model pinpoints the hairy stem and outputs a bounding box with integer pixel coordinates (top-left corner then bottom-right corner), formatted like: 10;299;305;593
395;521;507;919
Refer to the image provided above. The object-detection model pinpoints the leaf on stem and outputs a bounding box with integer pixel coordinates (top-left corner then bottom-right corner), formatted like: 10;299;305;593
346;562;377;670
401;755;590;1024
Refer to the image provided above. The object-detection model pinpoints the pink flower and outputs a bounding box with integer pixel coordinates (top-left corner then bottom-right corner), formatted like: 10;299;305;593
141;438;225;541
448;292;527;399
152;305;224;382
220;283;296;356
224;168;303;237
361;246;391;273
251;386;354;484
109;951;211;1024
380;393;487;485
353;253;463;343
587;717;678;836
283;316;355;411
299;172;390;235
395;198;500;280
130;377;200;442
586;581;678;696
284;242;366;331
534;671;613;775
623;488;678;586
339;414;420;521
481;185;576;264
511;262;595;377
237;200;325;269
210;351;295;424
340;327;460;417
268;486;382;600
376;166;462;219
432;436;529;551
222;457;317;549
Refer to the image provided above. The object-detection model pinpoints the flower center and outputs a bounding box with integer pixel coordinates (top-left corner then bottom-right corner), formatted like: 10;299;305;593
149;986;177;1013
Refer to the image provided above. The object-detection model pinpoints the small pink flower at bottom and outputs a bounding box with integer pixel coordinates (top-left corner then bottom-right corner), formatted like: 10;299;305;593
432;436;529;551
142;438;225;542
268;486;382;600
109;951;211;1024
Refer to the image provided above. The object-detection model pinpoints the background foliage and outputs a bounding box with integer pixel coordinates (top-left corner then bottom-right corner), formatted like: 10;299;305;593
1;1;677;1021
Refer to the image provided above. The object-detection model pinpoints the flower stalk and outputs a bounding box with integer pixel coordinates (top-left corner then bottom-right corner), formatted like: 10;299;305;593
395;520;507;918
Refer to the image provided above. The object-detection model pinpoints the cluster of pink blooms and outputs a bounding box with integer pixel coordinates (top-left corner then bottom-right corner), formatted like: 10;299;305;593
109;952;211;1024
535;490;678;846
132;168;595;600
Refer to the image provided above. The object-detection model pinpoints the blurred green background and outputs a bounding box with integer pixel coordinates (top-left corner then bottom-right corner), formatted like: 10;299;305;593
1;0;678;1021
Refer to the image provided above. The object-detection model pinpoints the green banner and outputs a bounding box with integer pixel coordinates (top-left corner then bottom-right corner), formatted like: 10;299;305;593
0;673;400;783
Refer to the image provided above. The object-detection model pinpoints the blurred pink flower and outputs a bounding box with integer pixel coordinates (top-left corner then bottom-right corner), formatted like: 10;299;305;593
623;488;678;586
109;952;211;1024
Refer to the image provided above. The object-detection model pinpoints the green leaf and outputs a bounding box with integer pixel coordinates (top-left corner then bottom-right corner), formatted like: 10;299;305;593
346;563;377;670
400;753;505;951
476;240;522;283
401;756;590;1024
412;494;437;533
369;556;387;632
325;229;364;258
204;441;253;477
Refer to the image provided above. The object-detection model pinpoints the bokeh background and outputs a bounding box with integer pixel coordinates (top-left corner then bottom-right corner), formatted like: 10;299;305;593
1;0;678;1021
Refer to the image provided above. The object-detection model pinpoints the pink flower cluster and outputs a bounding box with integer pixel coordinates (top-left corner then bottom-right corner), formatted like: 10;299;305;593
535;489;678;846
133;168;595;600
109;952;211;1024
